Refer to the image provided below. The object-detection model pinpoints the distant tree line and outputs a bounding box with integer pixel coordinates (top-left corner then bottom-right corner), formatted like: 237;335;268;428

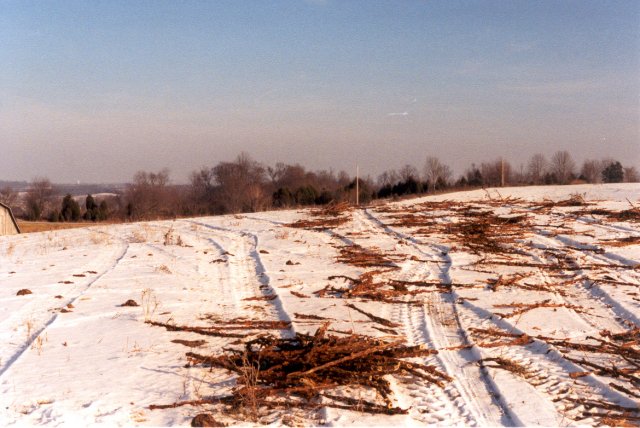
1;150;637;223
374;151;637;199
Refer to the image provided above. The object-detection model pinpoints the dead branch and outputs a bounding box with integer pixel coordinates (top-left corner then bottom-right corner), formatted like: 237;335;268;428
146;321;248;338
345;303;401;328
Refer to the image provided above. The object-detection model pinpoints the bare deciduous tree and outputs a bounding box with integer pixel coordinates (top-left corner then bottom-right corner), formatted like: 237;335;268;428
399;164;419;182
527;154;547;185
624;166;639;183
550;151;576;184
269;163;307;190
337;170;351;187
580;159;603;183
125;169;176;219
481;159;512;187
0;186;18;207
213;152;268;213
188;167;216;214
314;169;340;192
377;170;399;188
25;177;56;220
423;157;452;191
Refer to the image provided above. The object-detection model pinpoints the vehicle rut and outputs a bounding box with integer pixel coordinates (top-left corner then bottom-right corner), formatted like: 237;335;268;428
350;209;511;426
0;237;129;380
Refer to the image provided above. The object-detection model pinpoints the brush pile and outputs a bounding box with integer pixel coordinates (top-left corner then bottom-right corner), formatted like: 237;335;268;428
316;271;464;304
444;213;530;255
378;202;531;255
540;193;589;208
584;207;640;223
336;244;398;268
288;201;352;230
184;324;449;415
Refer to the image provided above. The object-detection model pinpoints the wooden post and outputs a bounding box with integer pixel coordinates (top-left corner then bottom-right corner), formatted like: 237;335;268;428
356;165;359;206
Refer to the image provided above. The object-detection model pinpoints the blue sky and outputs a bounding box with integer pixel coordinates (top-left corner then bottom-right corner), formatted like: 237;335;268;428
1;0;638;183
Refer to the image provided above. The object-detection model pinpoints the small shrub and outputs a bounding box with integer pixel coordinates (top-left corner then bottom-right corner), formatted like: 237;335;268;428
141;289;159;321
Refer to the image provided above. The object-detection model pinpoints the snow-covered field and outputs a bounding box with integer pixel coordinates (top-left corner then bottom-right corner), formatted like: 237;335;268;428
1;184;639;427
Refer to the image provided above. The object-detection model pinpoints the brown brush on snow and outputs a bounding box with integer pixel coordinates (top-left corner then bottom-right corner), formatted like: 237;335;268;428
316;270;433;304
336;243;399;268
288;201;352;231
478;357;529;377
492;299;587;319
574;206;640;223
539;328;640;388
146;318;292;339
467;327;533;348
161;324;449;417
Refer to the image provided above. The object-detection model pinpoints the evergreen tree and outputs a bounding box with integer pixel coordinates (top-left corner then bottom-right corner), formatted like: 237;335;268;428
295;185;318;205
48;209;61;222
86;194;97;211
315;190;334;205
97;200;109;221
84;194;99;221
272;187;294;207
602;161;624;183
61;194;81;221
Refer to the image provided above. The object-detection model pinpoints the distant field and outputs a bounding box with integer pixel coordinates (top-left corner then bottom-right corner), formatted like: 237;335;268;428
17;221;111;233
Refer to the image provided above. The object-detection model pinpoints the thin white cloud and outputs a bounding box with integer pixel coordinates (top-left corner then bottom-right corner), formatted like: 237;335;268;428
387;96;417;117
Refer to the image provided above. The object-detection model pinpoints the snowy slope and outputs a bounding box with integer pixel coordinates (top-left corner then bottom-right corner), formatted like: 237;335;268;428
1;184;639;427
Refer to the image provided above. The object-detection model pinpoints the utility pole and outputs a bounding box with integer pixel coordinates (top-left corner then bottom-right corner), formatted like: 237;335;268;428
355;165;359;206
501;157;505;187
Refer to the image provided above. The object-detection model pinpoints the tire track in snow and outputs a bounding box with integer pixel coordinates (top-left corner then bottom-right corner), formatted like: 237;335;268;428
353;209;511;426
456;298;640;425
242;211;466;423
463;203;640;422
529;229;640;327
366;206;640;425
507;236;625;336
362;207;633;425
0;238;129;380
145;221;250;314
502;201;640;328
390;276;489;425
572;211;639;236
183;220;294;336
377;199;640;424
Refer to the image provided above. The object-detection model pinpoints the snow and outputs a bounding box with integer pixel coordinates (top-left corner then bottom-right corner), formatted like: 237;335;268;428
1;184;639;426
